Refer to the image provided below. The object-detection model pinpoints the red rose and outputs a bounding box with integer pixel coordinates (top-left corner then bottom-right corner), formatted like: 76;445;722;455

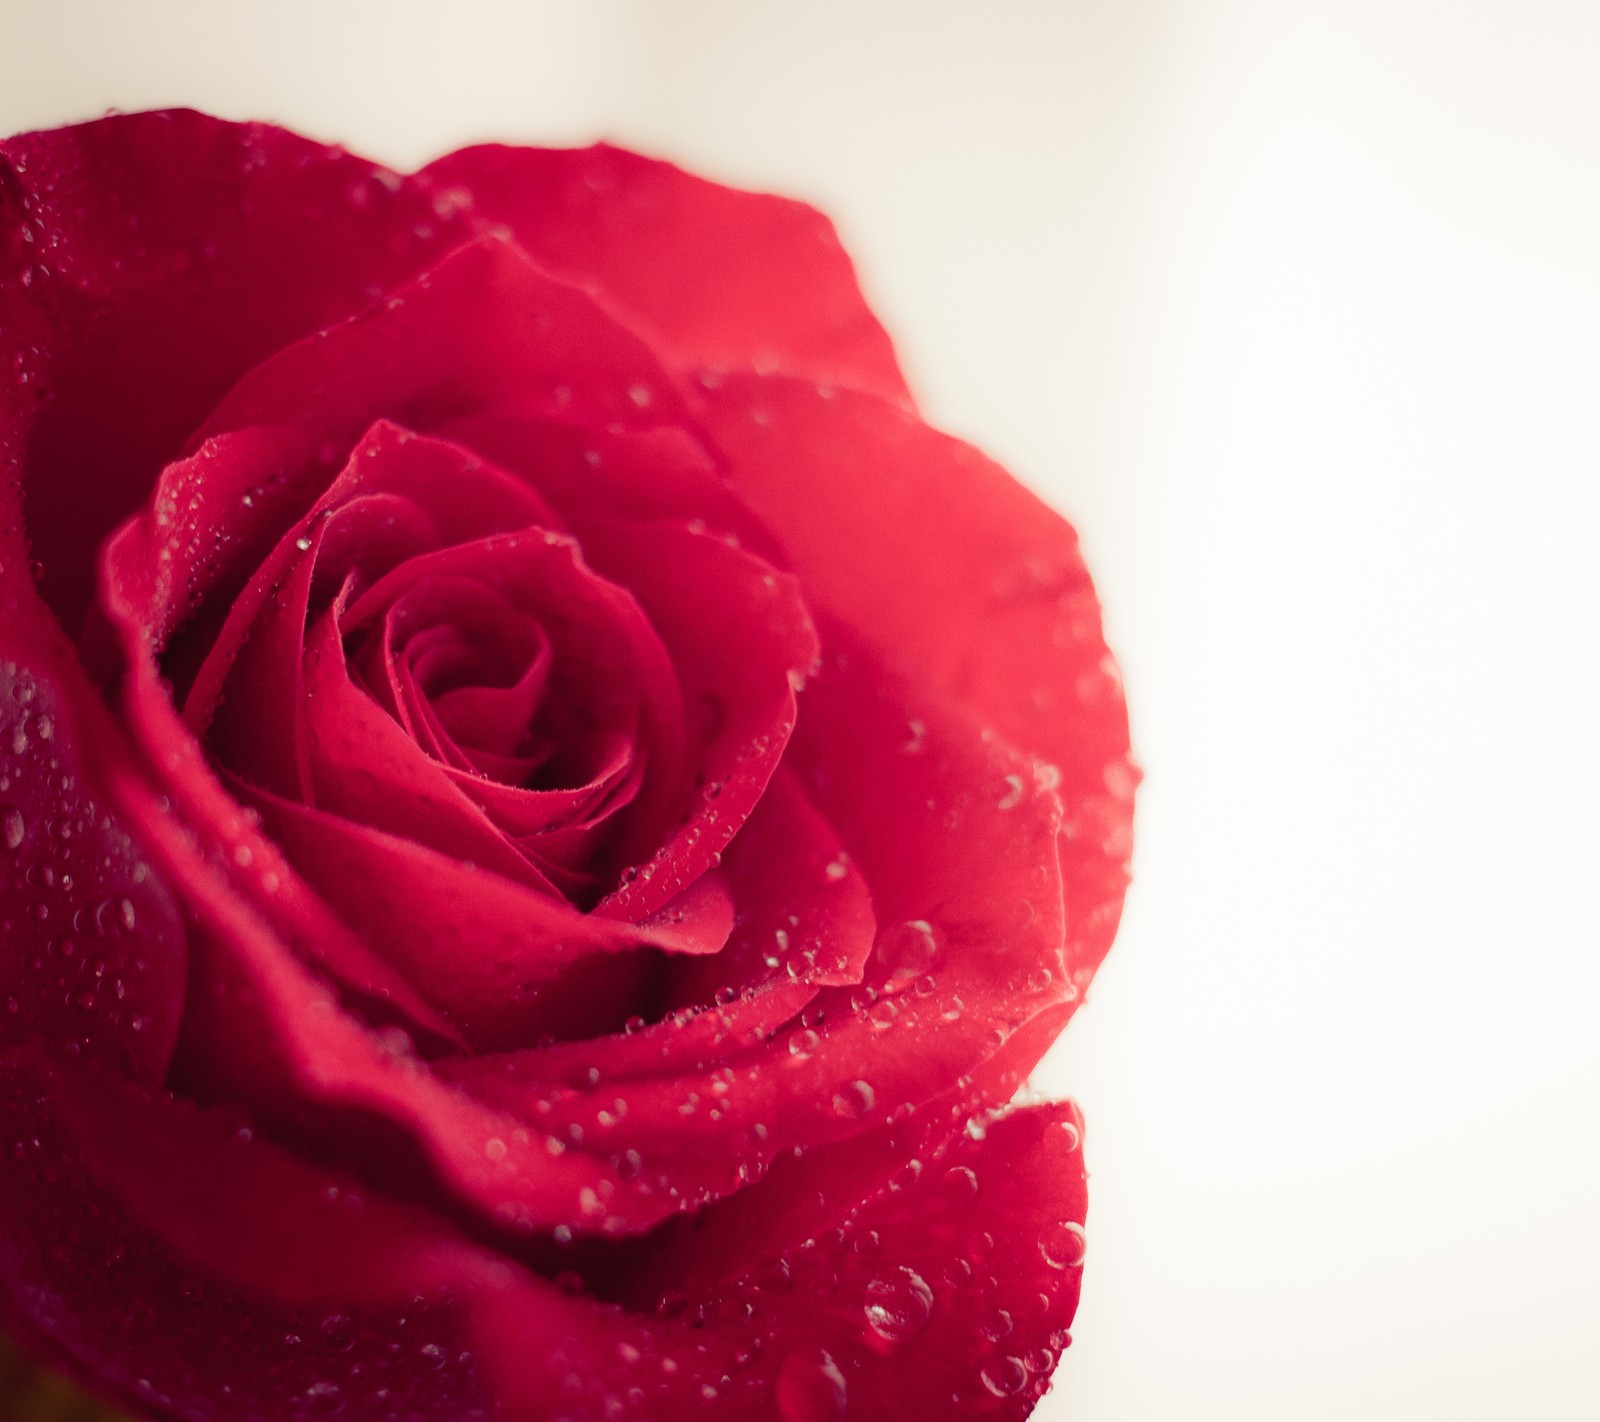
0;110;1133;1420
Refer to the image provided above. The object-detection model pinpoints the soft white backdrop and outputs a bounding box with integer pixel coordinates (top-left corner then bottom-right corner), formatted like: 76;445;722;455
5;3;1599;1418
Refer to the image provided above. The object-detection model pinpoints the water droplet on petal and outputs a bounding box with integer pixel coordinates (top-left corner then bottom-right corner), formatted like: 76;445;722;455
831;1079;875;1119
867;997;899;1030
942;1165;980;1200
1;806;23;850
875;919;939;983
979;1307;1014;1342
1040;1220;1087;1269
788;1028;820;1060
303;1379;344;1412
980;1356;1028;1397
775;1346;848;1422
863;1267;934;1343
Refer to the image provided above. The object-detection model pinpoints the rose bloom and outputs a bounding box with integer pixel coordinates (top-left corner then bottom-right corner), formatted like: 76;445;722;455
0;111;1133;1421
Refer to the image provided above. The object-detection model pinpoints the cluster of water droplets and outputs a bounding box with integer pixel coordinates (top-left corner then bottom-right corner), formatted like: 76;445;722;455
0;662;181;1065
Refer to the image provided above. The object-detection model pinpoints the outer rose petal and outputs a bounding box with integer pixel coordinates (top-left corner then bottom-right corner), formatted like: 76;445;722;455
187;236;692;456
702;375;1136;972
475;1102;1089;1421
421;143;913;407
1;110;474;634
0;663;186;1083
0;1048;495;1421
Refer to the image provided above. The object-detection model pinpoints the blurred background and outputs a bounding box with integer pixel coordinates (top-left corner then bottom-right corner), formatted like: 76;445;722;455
4;2;1599;1418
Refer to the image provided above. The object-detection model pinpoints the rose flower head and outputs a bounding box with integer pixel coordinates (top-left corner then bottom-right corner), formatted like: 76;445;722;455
0;111;1134;1420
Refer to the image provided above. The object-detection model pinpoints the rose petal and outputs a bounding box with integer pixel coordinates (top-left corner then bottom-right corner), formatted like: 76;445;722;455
0;1047;496;1422
181;420;558;748
640;870;738;958
420;143;912;407
330;528;690;892
2;110;473;635
701;375;1135;972
0;661;186;1082
229;774;713;1050
298;602;566;894
662;765;876;1013
446;978;819;1093
188;236;692;460
440;413;786;566
475;1101;1088;1421
458;629;1080;1197
581;521;820;920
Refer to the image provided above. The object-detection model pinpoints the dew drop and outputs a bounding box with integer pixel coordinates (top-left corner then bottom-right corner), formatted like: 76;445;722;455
867;997;900;1030
979;1307;1014;1342
1040;1220;1087;1269
1;806;23;851
787;1028;820;1060
831;1079;875;1119
775;1346;847;1422
319;1314;355;1351
862;1267;934;1343
980;1356;1028;1397
302;1380;344;1412
874;919;939;983
942;1165;980;1200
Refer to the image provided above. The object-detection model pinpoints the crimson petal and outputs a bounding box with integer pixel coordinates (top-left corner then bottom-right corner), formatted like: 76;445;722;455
230;775;727;1051
582;521;819;921
2;110;474;635
475;1101;1088;1421
420;143;912;407
188;236;692;458
701;375;1135;972
665;765;875;1011
456;629;1082;1202
0;1047;495;1422
0;662;186;1082
89;767;682;1236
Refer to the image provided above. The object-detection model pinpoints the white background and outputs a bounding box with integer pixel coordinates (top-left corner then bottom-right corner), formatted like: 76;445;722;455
5;3;1599;1418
